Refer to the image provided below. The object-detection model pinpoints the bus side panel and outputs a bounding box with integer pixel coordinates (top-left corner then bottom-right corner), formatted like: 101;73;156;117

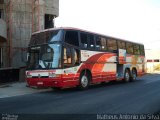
79;51;117;83
61;73;79;88
125;54;145;76
102;64;117;81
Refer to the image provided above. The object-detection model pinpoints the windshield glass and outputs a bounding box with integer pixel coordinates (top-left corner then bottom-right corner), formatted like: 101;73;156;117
29;30;63;46
27;44;61;70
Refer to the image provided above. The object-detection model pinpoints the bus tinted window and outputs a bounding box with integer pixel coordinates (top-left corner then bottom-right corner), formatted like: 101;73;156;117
63;47;80;67
133;44;140;55
140;45;145;55
30;30;62;46
118;41;126;49
80;33;88;48
65;31;79;46
88;34;95;49
101;37;107;50
64;47;72;66
107;39;117;51
96;36;107;50
126;42;133;54
95;36;101;50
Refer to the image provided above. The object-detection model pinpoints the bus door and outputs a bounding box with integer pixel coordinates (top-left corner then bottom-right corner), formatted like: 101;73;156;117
118;49;126;64
117;49;126;79
63;45;80;86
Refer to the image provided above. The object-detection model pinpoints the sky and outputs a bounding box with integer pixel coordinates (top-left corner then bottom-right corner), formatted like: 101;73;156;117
55;0;160;50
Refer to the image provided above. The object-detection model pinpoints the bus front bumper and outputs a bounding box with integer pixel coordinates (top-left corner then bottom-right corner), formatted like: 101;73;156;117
26;78;62;88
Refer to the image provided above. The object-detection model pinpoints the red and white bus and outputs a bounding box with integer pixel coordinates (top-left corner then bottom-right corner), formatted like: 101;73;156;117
26;27;145;89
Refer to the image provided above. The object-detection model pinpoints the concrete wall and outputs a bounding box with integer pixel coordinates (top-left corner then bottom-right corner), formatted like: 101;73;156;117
4;0;59;68
33;0;59;32
45;0;59;16
10;0;32;67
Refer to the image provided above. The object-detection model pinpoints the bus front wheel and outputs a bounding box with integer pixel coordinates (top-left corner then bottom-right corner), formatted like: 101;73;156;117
79;71;90;90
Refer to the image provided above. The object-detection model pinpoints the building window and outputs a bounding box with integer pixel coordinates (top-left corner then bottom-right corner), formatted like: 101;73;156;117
45;14;54;29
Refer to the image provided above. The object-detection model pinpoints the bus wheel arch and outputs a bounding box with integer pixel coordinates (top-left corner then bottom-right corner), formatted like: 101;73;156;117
131;68;137;81
78;69;92;90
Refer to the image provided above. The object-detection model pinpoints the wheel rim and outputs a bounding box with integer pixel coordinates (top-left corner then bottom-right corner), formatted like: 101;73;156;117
81;75;88;88
125;72;130;81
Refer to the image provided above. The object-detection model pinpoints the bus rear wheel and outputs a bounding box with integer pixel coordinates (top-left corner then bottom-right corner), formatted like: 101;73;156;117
124;69;131;82
79;71;90;90
131;69;137;81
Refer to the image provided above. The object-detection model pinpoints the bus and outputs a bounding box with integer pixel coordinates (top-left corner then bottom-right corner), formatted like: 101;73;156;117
26;27;145;89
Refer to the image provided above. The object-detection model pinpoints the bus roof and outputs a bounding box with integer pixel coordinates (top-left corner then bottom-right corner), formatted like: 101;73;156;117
32;27;144;45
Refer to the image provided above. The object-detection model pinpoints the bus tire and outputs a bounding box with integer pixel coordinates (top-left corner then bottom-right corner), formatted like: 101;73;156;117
131;69;137;81
79;71;90;90
124;69;131;82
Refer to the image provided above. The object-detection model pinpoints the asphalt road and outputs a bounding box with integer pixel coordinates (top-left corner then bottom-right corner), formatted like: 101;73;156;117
0;73;160;119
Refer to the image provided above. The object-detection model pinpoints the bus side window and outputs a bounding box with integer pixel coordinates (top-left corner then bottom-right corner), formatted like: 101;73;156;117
96;36;107;50
64;47;80;67
80;33;88;48
107;39;117;51
133;44;140;55
88;34;95;49
64;47;72;65
73;49;80;65
118;41;126;49
100;37;107;50
95;36;101;50
126;42;133;54
65;31;79;46
140;45;145;55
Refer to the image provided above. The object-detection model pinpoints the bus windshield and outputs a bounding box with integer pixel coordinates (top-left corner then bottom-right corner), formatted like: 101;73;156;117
29;30;63;45
27;44;61;70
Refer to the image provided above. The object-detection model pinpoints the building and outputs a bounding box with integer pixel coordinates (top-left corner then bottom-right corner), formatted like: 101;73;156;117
145;49;160;73
0;0;59;69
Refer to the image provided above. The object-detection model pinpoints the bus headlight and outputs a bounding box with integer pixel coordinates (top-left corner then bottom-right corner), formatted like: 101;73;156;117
26;72;32;78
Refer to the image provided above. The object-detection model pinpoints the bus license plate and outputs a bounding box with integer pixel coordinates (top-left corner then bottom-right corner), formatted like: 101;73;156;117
37;82;43;85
